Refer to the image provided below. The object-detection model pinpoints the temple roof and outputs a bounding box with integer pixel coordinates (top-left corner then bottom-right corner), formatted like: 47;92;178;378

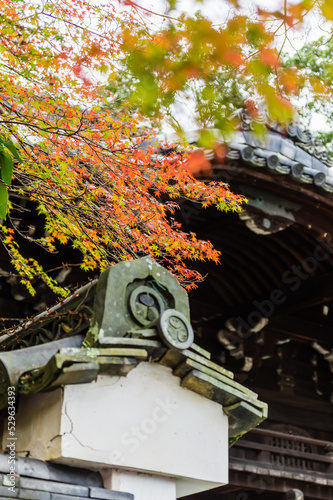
178;108;333;195
227;110;333;192
0;258;267;446
0;112;331;499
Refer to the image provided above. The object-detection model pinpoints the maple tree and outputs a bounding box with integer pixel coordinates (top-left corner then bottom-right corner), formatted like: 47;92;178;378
283;34;333;151
0;0;332;297
0;0;244;296
121;0;333;137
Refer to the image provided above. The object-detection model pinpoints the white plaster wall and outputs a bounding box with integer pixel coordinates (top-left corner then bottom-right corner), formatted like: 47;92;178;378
3;390;62;460
60;363;228;486
7;362;229;497
102;470;177;500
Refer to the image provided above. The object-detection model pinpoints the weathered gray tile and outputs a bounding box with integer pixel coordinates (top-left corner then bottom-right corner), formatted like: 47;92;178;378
18;489;51;499
158;348;184;368
98;337;161;348
89;487;134;499
175;358;249;395
0;484;18;497
48;362;99;389
15;458;102;487
183;350;234;379
20;478;88;496
51;495;88;500
189;343;211;360
0;455;13;473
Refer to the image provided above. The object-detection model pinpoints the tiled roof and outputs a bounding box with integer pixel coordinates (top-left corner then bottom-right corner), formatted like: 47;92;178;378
226;123;333;192
0;257;267;445
164;109;333;194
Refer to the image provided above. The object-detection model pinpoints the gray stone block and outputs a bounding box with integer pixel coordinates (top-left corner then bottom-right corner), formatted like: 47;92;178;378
0;454;12;473
0;484;18;497
18;489;51;499
89;487;134;499
51;495;92;500
16;458;102;487
20;478;88;496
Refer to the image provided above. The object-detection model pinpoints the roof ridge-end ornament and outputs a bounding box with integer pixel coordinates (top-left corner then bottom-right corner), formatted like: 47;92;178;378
0;257;267;446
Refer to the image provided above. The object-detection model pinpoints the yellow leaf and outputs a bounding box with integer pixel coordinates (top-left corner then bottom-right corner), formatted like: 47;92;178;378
321;0;333;20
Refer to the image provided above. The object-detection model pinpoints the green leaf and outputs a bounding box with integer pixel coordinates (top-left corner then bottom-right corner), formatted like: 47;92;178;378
0;151;13;186
322;0;333;20
4;141;22;163
0;183;8;220
198;129;217;148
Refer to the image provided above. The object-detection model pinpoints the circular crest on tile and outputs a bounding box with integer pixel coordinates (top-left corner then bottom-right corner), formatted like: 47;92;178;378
158;309;194;350
129;285;165;326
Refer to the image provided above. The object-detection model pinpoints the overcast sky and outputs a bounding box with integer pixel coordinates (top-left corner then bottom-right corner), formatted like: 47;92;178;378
138;0;332;132
143;0;330;51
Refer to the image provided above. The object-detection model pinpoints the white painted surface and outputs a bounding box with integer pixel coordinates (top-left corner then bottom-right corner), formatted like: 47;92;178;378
102;470;176;500
2;390;62;460
8;362;229;497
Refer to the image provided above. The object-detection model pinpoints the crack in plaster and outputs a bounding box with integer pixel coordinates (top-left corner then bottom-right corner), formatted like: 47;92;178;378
62;400;105;453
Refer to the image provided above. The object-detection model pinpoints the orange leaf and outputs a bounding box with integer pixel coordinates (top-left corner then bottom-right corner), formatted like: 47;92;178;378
260;48;280;68
186;150;213;178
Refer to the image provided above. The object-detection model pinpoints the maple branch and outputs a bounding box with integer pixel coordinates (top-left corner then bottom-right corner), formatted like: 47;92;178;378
0;110;86;138
39;11;111;40
124;1;181;22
